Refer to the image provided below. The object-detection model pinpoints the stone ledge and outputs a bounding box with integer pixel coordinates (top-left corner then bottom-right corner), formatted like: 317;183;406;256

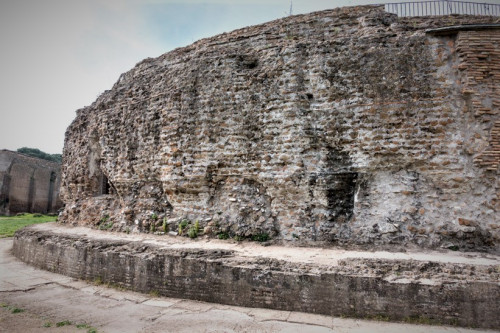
12;224;500;329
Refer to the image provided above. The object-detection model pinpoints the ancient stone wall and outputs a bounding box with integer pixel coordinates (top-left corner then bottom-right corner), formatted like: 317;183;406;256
0;150;62;215
13;225;500;329
60;5;499;252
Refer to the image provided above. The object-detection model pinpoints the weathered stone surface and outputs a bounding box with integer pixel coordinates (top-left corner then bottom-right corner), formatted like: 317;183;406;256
0;150;62;215
60;5;499;252
13;224;500;329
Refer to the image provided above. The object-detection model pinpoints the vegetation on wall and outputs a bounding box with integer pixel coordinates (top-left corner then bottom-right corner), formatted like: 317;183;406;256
17;147;62;163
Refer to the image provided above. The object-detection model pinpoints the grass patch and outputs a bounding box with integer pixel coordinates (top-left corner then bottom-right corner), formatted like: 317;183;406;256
149;289;160;297
93;276;103;285
403;315;439;325
56;320;72;327
0;303;25;314
0;214;56;238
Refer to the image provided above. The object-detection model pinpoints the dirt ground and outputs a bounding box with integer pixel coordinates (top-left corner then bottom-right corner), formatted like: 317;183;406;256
0;306;86;333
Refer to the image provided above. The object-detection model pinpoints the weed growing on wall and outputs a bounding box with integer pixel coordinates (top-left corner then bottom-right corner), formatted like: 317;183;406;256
217;232;229;240
252;233;270;242
98;222;113;230
162;217;169;233
187;225;198;238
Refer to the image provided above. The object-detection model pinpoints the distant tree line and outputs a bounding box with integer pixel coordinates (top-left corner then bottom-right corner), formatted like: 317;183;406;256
17;147;62;163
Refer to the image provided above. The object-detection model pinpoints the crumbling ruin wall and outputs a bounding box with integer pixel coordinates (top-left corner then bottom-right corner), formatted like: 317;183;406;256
0;150;62;215
60;5;499;251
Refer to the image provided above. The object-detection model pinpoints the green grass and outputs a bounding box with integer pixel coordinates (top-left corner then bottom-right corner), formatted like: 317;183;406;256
1;303;25;314
0;214;56;238
149;290;160;297
56;320;72;327
76;323;91;329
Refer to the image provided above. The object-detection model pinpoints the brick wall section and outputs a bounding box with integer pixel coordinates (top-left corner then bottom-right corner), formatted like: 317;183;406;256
474;119;500;170
457;30;500;171
455;29;500;219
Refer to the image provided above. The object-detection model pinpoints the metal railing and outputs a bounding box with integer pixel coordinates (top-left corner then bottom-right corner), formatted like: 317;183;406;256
384;0;500;17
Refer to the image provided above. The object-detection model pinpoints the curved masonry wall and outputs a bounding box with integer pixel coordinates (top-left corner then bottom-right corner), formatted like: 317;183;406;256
60;5;499;251
12;225;500;329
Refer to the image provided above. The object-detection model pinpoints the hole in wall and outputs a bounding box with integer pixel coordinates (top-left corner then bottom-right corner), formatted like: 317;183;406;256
47;171;56;212
325;147;357;224
100;174;110;195
235;54;259;70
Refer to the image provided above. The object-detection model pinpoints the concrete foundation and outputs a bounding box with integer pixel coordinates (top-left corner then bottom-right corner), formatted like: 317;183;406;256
13;223;500;329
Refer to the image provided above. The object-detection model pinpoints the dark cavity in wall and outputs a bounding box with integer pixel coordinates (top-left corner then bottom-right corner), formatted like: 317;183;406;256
235;54;259;70
27;173;35;213
325;147;357;224
46;171;56;213
0;174;11;214
100;174;110;195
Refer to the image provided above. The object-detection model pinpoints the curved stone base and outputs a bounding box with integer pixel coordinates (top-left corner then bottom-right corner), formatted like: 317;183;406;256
13;224;500;329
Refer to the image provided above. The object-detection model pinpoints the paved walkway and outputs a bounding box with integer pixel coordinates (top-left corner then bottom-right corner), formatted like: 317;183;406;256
0;238;495;333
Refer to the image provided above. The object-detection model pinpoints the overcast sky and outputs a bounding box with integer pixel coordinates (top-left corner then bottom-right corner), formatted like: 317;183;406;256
1;0;499;154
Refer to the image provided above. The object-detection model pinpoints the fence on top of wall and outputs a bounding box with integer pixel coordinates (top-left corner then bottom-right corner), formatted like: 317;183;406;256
384;1;500;17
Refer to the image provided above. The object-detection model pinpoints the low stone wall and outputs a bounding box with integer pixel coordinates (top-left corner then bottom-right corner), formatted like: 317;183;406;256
13;226;500;329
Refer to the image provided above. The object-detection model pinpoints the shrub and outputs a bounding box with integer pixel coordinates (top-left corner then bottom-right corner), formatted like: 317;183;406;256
187;226;198;238
252;233;270;242
162;217;168;233
178;219;189;235
180;219;189;229
98;222;113;230
217;232;229;240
